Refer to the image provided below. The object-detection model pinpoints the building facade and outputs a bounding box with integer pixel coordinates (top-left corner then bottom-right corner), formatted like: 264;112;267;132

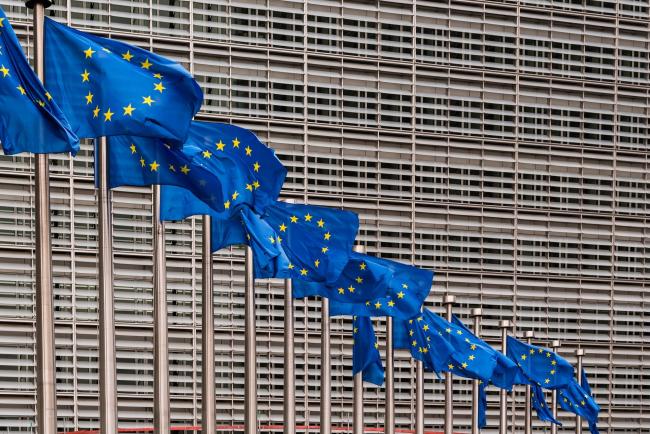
0;0;648;432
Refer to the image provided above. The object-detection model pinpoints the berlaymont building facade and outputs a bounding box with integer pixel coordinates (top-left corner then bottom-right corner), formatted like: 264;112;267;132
0;0;648;432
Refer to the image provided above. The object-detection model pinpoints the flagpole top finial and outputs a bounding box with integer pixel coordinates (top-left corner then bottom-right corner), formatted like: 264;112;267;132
442;294;455;305
471;307;482;317
499;319;512;328
353;244;366;254
551;340;561;348
524;330;535;339
25;0;53;9
576;348;585;357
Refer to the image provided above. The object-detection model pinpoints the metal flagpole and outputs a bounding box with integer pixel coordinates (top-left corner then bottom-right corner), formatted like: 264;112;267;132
320;296;331;434
523;331;534;434
499;320;512;434
97;136;118;434
550;340;560;434
244;246;257;433
26;0;57;432
443;294;456;434
415;360;424;434
470;308;482;434
283;199;296;434
152;186;170;432
576;348;585;434
201;215;215;434
385;315;395;434
352;245;366;434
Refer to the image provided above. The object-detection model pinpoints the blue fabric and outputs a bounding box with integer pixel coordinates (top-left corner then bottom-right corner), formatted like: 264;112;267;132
531;384;561;425
0;9;78;155
293;252;392;303
579;369;600;434
352;316;384;386
328;258;433;320
506;336;574;390
107;121;286;219
478;382;487;429
44;17;202;143
558;379;600;434
160;186;216;221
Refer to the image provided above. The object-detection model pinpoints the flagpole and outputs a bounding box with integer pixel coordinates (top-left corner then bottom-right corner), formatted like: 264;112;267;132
385;315;395;434
415;360;424;434
96;136;118;434
201;215;215;434
443;294;455;434
283;199;296;434
320;296;331;434
575;348;585;434
499;320;512;434
470;308;482;434
523;331;534;434
244;245;257;433
26;0;57;432
352;245;365;434
152;186;170;432
550;340;560;434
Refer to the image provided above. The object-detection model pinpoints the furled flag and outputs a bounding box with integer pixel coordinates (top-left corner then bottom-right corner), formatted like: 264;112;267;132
506;336;574;389
0;8;79;155
531;384;561;425
352;316;384;386
558;379;600;434
328;257;433;320
44;18;202;143
106;121;287;217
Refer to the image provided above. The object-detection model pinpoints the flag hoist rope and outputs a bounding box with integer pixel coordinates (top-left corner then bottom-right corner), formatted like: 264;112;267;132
27;0;57;432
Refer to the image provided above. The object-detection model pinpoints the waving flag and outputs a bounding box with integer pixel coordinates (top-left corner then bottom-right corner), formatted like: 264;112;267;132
507;336;574;389
558;379;600;434
0;9;78;155
329;258;433;319
531;384;561;425
352;316;384;386
393;313;454;374
44;18;202;143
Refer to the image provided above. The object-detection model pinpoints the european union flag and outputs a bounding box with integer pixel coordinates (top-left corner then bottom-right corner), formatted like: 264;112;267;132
352;316;384;386
329;258;433;320
44;18;202;143
581;369;600;434
558;379;600;434
160;185;216;221
394;312;454;374
531;384;561;425
108;121;286;217
293;252;392;303
0;9;78;155
506;336;574;389
478;382;488;429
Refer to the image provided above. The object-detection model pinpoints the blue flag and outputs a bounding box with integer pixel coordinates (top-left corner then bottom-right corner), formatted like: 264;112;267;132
506;336;574;389
329;258;433;320
558;379;600;434
44;18;202;143
531;384;561;425
107;121;286;217
352;316;384;386
0;9;79;155
478;382;487;429
160;185;216;221
397;313;454;374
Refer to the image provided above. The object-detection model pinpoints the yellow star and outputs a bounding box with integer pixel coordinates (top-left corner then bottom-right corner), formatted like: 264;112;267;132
0;18;4;27
232;138;240;148
149;161;159;171
366;301;371;306
348;285;355;293
216;140;225;151
448;364;454;370
550;369;556;375
374;342;379;349
409;330;414;336
445;328;452;333
317;219;325;228
84;47;96;58
388;300;395;307
360;262;366;270
422;347;428;354
16;85;25;95
103;108;114;121
245;183;253;191
544;378;550;384
253;162;260;172
142;96;154;106
169;164;176;172
129;144;137;154
180;165;190;175
521;354;527;361
0;65;9;78
202;150;212;159
288;263;294;270
45;92;52;101
140;158;145;167
279;223;287;232
154;82;165;93
141;58;152;69
324;232;331;240
530;349;535;355
322;247;329;253
37;99;45;107
245;146;252;156
290;215;298;223
300;268;308;276
232;191;239;200
338;287;344;294
580;400;585;406
551;360;557;366
122;51;133;61
314;259;320;268
470;344;477;350
456;330;462;335
469;355;475;361
93;106;100;118
224;200;231;209
153;73;163;79
269;237;275;244
355;276;363;283
397;291;405;299
123;104;135;116
546;353;551;358
374;301;381;309
80;91;93;105
304;213;312;222
423;324;429;331
402;283;409;289
252;181;260;189
462;362;468;369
